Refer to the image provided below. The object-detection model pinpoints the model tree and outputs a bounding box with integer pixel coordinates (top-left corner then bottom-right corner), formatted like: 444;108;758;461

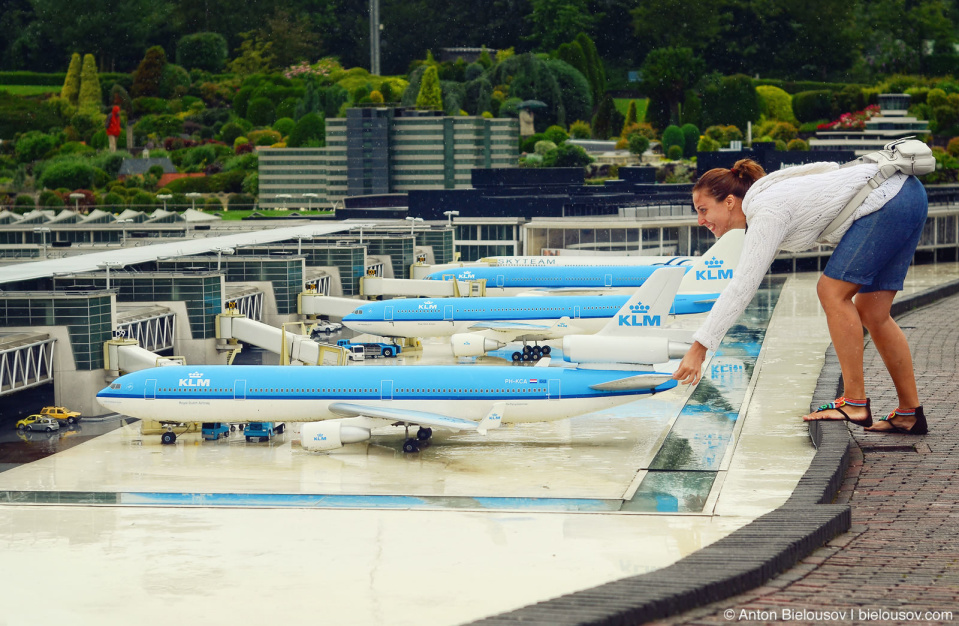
78;54;102;116
416;66;443;111
60;53;81;106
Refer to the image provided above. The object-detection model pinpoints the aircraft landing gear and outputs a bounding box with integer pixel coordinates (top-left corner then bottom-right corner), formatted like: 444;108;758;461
512;343;551;363
399;423;430;453
161;430;177;445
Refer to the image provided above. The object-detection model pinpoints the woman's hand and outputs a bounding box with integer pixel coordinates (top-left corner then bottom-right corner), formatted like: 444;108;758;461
672;342;708;385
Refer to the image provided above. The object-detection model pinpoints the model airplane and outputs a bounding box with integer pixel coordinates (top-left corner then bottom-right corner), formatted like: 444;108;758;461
96;268;690;453
421;230;743;296
345;237;737;360
96;360;678;453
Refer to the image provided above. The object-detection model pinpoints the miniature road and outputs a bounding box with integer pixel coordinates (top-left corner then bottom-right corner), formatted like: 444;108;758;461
0;264;957;626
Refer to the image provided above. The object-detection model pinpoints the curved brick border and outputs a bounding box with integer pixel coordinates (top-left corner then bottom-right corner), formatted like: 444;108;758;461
473;277;959;626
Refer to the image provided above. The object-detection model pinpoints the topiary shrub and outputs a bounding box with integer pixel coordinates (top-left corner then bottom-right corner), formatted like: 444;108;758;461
680;123;700;158
569;120;591;139
544;125;569;145
786;138;809;151
14;194;35;210
176;32;229;72
246;97;276;126
666;144;684;160
756;85;796;123
661;125;685;156
534;140;557;155
160;63;191;99
276;97;298;120
591;93;623;140
697;135;720;152
219;121;246;146
61;53;82;105
946;136;959;157
520;133;547;154
38;190;65;207
416;66;443;110
628;133;650;156
792;90;836;124
78;54;102;116
15;131;59;163
542;142;593;167
287;113;325;147
180;145;218;171
248;129;281;146
272;117;295;137
132;46;167;98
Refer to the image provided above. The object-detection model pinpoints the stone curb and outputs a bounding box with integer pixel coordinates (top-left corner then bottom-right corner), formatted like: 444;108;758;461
472;277;959;626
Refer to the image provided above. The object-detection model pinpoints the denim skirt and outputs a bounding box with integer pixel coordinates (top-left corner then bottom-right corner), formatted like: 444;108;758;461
823;175;928;292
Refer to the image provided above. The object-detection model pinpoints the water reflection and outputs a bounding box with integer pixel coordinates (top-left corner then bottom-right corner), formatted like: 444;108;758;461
629;276;785;512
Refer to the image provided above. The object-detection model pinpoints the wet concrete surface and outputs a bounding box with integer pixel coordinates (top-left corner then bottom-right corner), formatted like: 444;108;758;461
0;264;956;625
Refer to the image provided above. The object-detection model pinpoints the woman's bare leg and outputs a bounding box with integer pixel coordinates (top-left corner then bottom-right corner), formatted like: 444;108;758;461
855;290;921;431
803;275;871;422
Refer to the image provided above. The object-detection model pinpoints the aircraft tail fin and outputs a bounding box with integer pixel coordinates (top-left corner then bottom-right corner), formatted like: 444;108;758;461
476;402;505;435
678;228;744;294
596;266;685;337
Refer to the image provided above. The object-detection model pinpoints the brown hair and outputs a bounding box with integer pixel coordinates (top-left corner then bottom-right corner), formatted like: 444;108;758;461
692;158;766;202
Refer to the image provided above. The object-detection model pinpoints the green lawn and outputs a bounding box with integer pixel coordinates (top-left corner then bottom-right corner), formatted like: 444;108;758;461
0;85;59;95
614;98;648;123
215;209;334;221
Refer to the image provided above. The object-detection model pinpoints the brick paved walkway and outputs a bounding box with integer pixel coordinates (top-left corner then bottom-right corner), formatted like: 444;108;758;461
652;294;959;625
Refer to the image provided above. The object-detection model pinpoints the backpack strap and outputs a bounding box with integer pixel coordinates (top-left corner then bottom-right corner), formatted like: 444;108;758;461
822;136;927;240
821;165;899;239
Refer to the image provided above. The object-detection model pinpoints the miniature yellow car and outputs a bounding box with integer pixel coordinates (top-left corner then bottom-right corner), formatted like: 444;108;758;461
39;406;81;424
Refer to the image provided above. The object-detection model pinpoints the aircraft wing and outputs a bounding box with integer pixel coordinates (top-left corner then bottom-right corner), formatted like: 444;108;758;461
328;402;503;433
589;373;676;391
467;320;554;331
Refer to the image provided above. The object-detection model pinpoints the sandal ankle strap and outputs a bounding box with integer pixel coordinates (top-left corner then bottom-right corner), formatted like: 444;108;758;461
818;397;868;411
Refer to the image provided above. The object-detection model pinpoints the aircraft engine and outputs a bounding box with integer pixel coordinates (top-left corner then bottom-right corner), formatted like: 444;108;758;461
450;334;506;357
562;335;690;365
300;421;371;452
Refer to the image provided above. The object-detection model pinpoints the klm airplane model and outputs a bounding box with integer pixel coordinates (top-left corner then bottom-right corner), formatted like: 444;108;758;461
96;268;688;453
345;235;739;359
422;230;743;296
96;362;678;453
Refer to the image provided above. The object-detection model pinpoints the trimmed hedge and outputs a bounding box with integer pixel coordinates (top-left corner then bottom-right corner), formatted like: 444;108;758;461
0;72;67;86
0;93;61;138
792;90;836;123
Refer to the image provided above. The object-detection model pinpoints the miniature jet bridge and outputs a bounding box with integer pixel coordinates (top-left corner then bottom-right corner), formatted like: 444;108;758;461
0;332;56;397
215;312;347;366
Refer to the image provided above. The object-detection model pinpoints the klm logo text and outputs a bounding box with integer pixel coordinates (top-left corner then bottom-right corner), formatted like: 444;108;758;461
696;257;733;281
618;302;661;327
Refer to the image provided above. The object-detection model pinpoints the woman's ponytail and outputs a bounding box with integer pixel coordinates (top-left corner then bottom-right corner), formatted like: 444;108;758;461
694;158;766;202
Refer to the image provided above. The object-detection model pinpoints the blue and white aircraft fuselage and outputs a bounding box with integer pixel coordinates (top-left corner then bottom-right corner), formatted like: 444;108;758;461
344;292;714;340
422;229;744;296
97;363;678;451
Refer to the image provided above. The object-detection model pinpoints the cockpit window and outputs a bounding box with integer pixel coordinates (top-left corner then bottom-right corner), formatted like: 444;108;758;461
352;309;364;315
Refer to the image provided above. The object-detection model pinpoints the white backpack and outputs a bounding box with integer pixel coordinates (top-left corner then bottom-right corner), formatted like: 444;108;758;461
821;137;936;238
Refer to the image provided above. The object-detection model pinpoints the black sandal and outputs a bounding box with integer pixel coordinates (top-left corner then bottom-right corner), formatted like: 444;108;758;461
868;406;928;435
804;397;873;427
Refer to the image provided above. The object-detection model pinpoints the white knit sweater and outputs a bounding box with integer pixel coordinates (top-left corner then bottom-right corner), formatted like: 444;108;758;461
691;162;908;352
